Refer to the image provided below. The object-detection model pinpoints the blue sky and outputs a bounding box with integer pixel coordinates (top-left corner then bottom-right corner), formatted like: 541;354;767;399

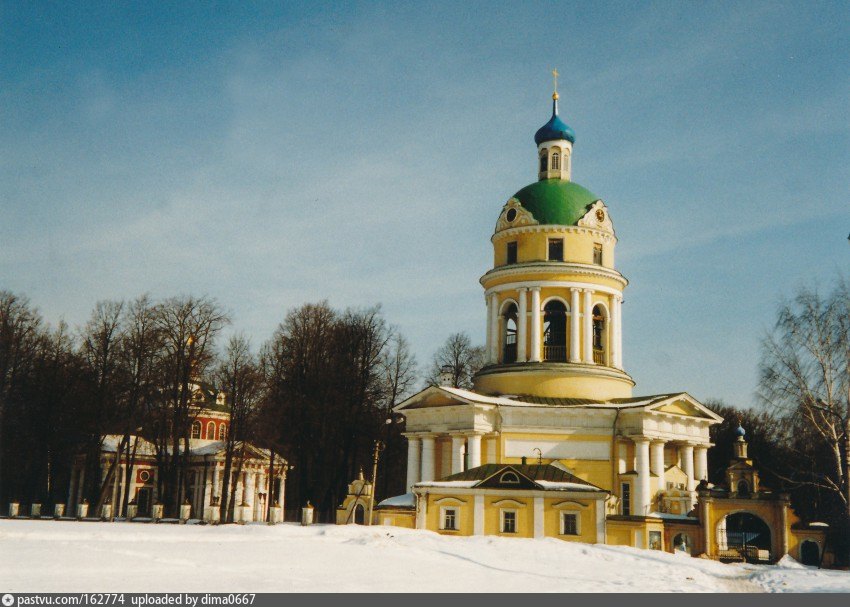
2;2;848;406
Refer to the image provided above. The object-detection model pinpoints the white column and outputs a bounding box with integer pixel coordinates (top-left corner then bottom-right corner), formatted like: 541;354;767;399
278;471;286;509
529;288;541;362
533;497;544;539
485;294;494;363
406;436;421;490
420;435;436;482
634;438;650;516
569;288;581;362
612;295;623;369
680;444;695;492
212;465;220;503
450;435;465;475
650;440;665;478
517;288;528;362
467;433;482;468
694;445;708;482
595;500;606;544
256;472;265;520
473;495;484;535
583;289;594;363
488;293;499;364
415;494;427;529
203;466;212;513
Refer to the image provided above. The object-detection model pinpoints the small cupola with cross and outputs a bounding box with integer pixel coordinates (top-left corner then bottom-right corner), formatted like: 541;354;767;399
535;69;575;181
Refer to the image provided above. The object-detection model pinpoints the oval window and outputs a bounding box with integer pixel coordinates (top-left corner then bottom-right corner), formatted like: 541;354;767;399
506;208;517;222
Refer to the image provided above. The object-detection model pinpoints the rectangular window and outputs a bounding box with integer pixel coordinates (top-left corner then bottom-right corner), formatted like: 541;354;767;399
621;482;631;516
593;243;603;265
441;508;457;531
501;510;517;533
506;241;518;265
548;238;564;261
561;512;579;535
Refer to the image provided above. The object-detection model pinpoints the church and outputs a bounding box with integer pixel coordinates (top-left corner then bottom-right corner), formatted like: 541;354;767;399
338;82;831;566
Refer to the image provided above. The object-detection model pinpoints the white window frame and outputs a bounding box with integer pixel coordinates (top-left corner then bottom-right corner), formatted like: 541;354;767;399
440;506;459;531
621;481;632;516
500;508;518;534
499;471;520;484
560;511;581;536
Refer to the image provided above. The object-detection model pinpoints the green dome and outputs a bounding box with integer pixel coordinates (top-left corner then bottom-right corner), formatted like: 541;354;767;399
512;180;600;226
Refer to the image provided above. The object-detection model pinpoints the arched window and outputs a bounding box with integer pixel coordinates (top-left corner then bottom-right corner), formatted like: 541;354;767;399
737;479;750;497
502;303;518;363
206;421;215;439
218;423;227;440
539;152;548;173
191;421;201;439
551;152;560;170
499;471;520;484
543;300;567;361
592;305;606;364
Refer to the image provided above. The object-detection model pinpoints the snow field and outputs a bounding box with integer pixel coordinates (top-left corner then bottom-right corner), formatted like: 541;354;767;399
0;520;847;593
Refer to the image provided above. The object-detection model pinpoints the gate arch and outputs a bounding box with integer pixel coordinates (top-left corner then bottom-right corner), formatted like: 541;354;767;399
716;511;772;563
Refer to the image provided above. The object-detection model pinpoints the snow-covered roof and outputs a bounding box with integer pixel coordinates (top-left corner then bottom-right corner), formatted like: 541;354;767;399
376;493;416;509
416;481;479;488
395;386;721;422
535;480;604;492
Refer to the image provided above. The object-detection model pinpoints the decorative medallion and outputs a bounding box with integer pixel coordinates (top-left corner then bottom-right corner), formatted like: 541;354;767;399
578;200;614;234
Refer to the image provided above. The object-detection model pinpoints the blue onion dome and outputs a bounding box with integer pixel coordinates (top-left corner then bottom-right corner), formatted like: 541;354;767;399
534;94;576;145
735;425;746;438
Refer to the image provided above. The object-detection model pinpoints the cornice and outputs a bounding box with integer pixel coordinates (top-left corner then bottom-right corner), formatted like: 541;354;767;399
491;223;617;244
479;262;628;288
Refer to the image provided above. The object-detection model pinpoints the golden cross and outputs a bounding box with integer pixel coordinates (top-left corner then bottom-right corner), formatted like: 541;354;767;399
552;68;559;94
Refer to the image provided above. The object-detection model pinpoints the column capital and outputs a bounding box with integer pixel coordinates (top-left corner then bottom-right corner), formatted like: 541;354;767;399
631;435;651;444
582;288;594;294
649;438;667;445
530;286;541;292
464;430;485;437
517;286;529;293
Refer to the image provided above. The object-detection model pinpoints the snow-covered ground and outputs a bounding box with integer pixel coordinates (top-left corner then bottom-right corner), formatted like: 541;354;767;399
0;519;847;593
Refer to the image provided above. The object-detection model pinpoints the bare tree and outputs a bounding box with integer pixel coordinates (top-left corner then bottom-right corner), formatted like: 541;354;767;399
379;330;417;497
216;334;261;523
425;332;484;389
760;278;850;520
0;292;43;505
153;296;229;515
116;295;161;515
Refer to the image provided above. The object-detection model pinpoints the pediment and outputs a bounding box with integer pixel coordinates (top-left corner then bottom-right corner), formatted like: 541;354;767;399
477;466;540;490
394;386;468;411
576;201;614;234
495;198;539;233
647;394;724;423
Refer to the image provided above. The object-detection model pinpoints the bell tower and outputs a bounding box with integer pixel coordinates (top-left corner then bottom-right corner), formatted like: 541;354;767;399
473;84;634;401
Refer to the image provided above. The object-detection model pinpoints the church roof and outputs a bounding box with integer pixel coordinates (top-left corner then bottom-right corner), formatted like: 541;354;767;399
417;463;605;492
534;97;576;145
511;179;600;226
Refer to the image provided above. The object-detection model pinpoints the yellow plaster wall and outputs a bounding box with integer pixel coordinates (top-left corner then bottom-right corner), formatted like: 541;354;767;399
492;229;616;269
544;498;598;543
426;494;474;536
484;497;532;538
475;368;633;399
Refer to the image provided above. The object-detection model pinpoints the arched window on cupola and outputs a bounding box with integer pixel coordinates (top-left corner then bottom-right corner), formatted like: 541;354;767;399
551;151;560;170
502;303;518;364
206;421;215;439
539;151;548;173
218;423;227;440
543;300;567;362
592;305;607;365
737;479;750;498
191;421;201;439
